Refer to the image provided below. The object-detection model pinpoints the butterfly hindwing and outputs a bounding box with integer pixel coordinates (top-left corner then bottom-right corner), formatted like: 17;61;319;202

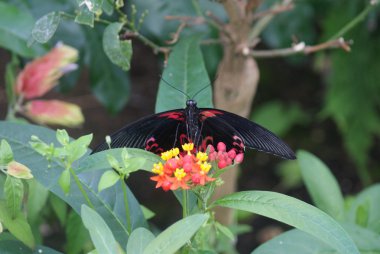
92;110;186;154
199;109;296;159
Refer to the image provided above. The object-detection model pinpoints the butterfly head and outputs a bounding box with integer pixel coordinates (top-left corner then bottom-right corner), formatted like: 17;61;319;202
186;99;197;107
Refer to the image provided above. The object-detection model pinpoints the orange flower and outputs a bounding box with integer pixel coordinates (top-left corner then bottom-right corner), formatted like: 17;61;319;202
16;43;78;99
24;100;84;127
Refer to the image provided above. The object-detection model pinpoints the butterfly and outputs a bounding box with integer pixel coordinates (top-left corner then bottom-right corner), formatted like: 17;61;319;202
92;99;296;160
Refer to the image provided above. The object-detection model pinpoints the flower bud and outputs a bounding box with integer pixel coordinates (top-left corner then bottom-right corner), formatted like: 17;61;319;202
217;142;226;152
24;100;84;127
235;153;244;164
227;149;236;159
7;161;33;179
16;43;78;99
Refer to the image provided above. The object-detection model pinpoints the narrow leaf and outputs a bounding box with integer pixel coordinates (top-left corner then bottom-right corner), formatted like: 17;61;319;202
214;191;359;254
81;205;119;254
103;22;133;71
4;175;23;219
0;140;13;165
65;210;91;254
155;35;212;112
297;150;345;220
127;227;155;254
31;12;61;43
143;213;209;254
59;169;71;194
27;180;49;224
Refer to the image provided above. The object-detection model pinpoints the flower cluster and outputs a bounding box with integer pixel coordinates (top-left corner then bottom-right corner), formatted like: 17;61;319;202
150;142;244;191
10;43;84;127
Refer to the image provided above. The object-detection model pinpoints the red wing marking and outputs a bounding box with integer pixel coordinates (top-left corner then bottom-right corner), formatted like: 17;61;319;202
145;137;163;154
232;135;245;153
159;112;185;121
200;110;223;121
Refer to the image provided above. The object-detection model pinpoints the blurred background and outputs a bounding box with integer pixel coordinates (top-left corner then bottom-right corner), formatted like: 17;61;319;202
0;0;379;253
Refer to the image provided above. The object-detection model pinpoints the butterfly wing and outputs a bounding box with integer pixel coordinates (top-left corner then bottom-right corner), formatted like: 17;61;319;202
198;109;296;159
92;110;187;154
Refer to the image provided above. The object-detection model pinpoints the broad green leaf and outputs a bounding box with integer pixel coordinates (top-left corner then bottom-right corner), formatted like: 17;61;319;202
143;213;209;254
0;140;13;165
0;2;45;57
4;175;24;219
347;184;380;233
127;227;155;254
85;28;130;112
77;0;103;13
27;180;49;224
252;223;380;254
0;201;35;248
81;205;119;254
98;170;120;192
49;194;67;225
65;210;91;254
155;35;213;113
75;5;94;27
103;22;133;71
0;121;147;247
102;0;114;15
214;191;359;254
66;133;93;163
0;239;62;254
58;169;71;194
297;150;345;220
31;12;61;44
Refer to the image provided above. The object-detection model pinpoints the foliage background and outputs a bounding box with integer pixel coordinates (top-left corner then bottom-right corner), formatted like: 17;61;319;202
0;0;379;253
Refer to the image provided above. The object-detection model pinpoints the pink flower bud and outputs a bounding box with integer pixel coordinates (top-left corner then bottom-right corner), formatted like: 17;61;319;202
16;43;78;99
227;149;236;159
162;181;172;191
7;161;33;179
183;162;192;173
218;160;227;169
207;144;215;153
217;142;226;152
167;158;178;170
209;151;217;161
24;100;84;127
192;173;201;184
226;158;232;166
235;153;244;164
182;154;193;163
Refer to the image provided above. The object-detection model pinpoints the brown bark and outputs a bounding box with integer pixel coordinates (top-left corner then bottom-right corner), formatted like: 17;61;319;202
212;9;260;224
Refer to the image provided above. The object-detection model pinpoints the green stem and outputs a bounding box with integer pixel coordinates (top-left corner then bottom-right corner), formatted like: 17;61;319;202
69;167;94;208
121;178;132;233
330;3;377;40
182;189;189;218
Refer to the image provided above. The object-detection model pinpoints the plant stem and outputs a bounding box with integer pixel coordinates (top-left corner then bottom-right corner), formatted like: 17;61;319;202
182;189;189;218
69;167;94;208
121;178;132;233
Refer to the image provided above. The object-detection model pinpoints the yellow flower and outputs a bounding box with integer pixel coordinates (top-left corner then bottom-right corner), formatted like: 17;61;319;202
200;162;211;173
152;162;164;175
161;150;173;161
196;152;208;162
182;143;194;153
171;147;180;157
174;168;186;180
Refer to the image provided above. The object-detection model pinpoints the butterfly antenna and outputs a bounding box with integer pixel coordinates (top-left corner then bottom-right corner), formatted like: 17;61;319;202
192;82;211;100
160;76;190;99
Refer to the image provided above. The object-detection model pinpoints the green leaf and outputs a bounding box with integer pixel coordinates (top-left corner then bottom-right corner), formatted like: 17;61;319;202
56;129;70;146
75;5;95;27
215;222;234;241
85;28;130;112
66;134;93;163
103;22;133;71
141;205;155;220
155;35;213;113
65;210;91;254
81;205;119;254
213;191;359;254
297;150;345;220
5;56;19;106
0;121;147;247
102;0;114;15
107;154;122;171
27;180;49;224
143;213;209;254
127;227;155;254
31;12;61;44
347;184;380;234
58;169;71;194
77;0;103;13
0;239;62;254
98;170;120;192
4;175;24;219
0;2;45;57
0;140;14;165
0;201;35;248
252;223;380;254
49;194;67;226
355;202;369;228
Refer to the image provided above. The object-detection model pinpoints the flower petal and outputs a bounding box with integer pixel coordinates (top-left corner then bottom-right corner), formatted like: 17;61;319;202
24;100;84;127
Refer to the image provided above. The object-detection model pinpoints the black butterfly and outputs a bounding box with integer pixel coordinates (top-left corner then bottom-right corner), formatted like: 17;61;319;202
92;99;296;160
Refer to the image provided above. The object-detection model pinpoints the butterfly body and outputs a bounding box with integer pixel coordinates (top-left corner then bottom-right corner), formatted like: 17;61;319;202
93;99;296;160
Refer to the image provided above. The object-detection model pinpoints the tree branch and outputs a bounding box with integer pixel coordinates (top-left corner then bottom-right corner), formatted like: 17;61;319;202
251;38;351;58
